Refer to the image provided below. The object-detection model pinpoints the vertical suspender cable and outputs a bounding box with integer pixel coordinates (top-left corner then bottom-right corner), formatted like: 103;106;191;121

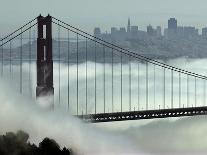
204;80;206;106
129;57;131;111
179;72;181;108
29;24;31;96
103;46;106;113
67;30;70;111
112;48;114;112
95;42;97;114
195;77;197;107
77;33;79;115
20;29;23;94
86;38;88;114
1;40;3;77
121;53;123;112
154;65;156;109
187;75;189;107
146;62;148;110
11;40;13;79
9;41;12;77
171;70;174;108
138;62;140;110
58;22;61;105
163;67;165;109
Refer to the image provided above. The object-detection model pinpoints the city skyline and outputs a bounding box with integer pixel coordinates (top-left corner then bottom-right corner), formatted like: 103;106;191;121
94;17;207;35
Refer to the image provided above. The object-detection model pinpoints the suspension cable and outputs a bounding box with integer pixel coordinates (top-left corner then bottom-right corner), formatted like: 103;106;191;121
77;33;79;115
0;23;37;47
51;18;207;80
0;17;37;42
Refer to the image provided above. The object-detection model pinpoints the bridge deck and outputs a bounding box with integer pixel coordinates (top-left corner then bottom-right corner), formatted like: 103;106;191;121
77;106;207;123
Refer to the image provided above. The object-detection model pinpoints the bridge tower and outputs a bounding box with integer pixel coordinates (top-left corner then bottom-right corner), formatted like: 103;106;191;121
36;15;54;105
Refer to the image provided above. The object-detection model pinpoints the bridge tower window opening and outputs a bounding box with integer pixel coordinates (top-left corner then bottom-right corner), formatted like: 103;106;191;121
44;46;46;61
43;25;46;38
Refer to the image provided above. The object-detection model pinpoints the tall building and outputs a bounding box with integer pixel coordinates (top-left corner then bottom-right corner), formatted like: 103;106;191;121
177;26;184;38
202;27;207;37
94;27;101;38
168;18;177;30
119;27;127;39
127;18;131;33
166;18;178;39
120;27;126;33
183;26;198;38
147;25;154;36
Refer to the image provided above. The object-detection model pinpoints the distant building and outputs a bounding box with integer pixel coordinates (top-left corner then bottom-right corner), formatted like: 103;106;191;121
147;25;161;37
165;23;199;39
168;18;177;30
120;27;126;33
94;27;101;38
177;26;184;38
183;26;198;38
119;27;127;39
166;18;178;39
202;27;207;37
131;26;138;38
147;25;154;36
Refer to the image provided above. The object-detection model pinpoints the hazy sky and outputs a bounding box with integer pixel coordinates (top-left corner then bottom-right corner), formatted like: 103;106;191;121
1;0;207;35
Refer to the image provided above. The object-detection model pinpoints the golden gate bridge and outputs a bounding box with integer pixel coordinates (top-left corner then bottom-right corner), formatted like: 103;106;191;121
1;14;207;123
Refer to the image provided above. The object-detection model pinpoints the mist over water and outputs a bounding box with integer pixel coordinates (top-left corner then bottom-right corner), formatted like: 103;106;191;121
52;58;207;114
0;78;140;155
0;58;207;154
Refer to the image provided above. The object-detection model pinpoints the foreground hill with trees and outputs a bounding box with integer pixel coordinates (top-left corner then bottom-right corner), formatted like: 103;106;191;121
0;130;73;155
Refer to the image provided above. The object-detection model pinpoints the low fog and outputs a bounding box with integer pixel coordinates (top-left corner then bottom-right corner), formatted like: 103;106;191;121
0;58;207;154
0;78;140;155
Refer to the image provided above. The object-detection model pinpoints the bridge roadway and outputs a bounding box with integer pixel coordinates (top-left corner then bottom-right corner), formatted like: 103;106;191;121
77;106;207;123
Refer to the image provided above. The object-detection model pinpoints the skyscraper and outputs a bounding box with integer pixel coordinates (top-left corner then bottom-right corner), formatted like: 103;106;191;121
94;27;101;38
168;18;177;30
167;18;177;39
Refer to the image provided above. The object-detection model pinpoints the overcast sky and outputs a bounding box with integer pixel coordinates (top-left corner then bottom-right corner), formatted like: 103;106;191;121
1;0;207;35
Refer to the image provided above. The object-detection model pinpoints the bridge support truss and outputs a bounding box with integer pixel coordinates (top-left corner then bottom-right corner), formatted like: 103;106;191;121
79;106;207;123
